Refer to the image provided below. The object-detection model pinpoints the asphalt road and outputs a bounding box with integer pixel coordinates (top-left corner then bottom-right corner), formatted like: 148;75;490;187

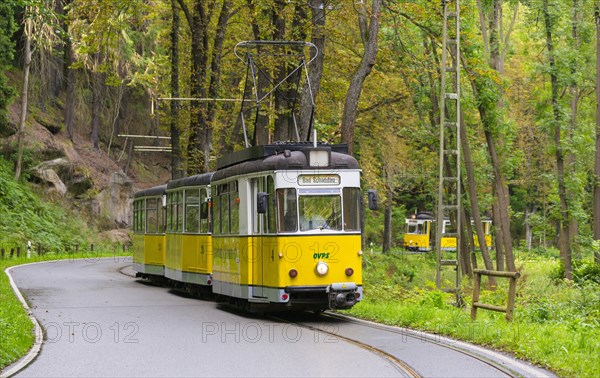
5;258;555;377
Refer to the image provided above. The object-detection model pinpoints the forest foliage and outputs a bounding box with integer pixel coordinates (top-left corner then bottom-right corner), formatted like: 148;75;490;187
0;0;600;276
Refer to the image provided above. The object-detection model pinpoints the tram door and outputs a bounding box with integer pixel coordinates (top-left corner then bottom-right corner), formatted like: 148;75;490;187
250;178;265;298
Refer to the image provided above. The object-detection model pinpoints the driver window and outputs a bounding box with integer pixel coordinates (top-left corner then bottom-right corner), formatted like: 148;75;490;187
277;188;297;232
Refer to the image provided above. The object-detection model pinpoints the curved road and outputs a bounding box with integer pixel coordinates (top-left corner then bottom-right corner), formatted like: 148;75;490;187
4;258;554;377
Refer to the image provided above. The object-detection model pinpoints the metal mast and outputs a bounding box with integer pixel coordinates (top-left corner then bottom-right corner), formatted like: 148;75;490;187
436;0;462;305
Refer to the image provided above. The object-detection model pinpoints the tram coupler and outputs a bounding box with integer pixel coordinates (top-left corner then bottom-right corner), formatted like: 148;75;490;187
327;282;359;309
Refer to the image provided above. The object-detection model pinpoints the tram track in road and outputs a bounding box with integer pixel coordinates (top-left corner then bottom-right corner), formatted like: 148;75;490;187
269;314;422;378
272;311;553;378
311;312;550;378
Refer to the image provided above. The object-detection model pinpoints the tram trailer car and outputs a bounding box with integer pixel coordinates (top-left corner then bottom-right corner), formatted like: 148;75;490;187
132;185;167;280
211;143;365;312
164;173;213;292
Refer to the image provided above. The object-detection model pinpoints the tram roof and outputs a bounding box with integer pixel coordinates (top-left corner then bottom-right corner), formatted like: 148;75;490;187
216;142;350;170
212;146;359;182
134;184;167;198
167;172;214;190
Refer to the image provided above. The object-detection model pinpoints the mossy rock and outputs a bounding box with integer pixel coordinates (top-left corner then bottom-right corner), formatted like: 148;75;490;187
0;118;17;137
68;175;94;197
34;113;62;134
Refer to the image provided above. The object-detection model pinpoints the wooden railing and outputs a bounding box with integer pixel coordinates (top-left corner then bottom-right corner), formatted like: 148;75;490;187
471;269;520;321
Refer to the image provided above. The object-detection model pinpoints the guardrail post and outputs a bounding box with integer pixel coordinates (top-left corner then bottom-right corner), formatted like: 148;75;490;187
471;271;481;320
507;275;518;321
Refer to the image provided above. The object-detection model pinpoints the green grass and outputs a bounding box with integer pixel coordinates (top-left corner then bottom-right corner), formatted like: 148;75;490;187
0;247;130;370
345;250;600;378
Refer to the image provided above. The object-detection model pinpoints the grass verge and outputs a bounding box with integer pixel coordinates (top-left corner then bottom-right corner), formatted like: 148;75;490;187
345;251;600;378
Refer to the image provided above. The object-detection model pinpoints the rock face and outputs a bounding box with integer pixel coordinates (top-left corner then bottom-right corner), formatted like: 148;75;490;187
31;157;133;230
96;172;133;229
31;158;71;195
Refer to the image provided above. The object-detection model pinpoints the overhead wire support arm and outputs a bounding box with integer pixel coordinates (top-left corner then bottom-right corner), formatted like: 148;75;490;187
233;40;319;146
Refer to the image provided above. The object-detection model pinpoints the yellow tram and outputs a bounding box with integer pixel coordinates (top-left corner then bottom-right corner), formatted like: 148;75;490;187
132;143;373;312
211;143;367;311
403;212;493;252
132;185;166;278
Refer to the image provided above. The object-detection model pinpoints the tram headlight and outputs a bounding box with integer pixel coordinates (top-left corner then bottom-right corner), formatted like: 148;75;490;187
315;261;329;276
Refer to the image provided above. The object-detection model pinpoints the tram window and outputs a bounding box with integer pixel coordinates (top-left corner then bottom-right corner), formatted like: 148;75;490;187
133;200;138;232
266;176;277;234
185;189;200;233
140;200;146;233
222;193;230;234
343;188;360;231
166;193;173;232
213;195;221;235
277;188;297;232
199;189;209;233
139;200;143;232
299;195;342;231
147;198;158;234
230;184;239;234
133;200;137;232
158;198;165;233
443;220;456;234
174;191;182;232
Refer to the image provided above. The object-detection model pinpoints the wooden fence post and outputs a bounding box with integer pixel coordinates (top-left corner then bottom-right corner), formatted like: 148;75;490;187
471;269;520;321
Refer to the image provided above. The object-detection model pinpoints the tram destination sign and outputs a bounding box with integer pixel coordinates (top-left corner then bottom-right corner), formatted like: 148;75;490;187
298;174;340;186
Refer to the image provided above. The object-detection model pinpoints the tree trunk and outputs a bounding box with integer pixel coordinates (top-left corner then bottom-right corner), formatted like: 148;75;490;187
382;202;392;253
15;15;33;180
91;53;101;150
246;1;270;146
299;5;326;140
492;200;504;271
64;40;75;141
340;0;381;155
205;0;231;171
177;0;210;173
543;0;572;280
461;111;496;285
473;0;516;272
63;0;75;142
460;208;473;278
525;205;535;251
594;1;600;265
170;0;183;179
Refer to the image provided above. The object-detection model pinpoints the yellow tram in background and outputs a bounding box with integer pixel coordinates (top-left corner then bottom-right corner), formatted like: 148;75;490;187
403;212;492;252
132;185;166;278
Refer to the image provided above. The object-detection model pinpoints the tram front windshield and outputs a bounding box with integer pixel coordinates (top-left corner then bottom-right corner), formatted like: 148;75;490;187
277;188;360;232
